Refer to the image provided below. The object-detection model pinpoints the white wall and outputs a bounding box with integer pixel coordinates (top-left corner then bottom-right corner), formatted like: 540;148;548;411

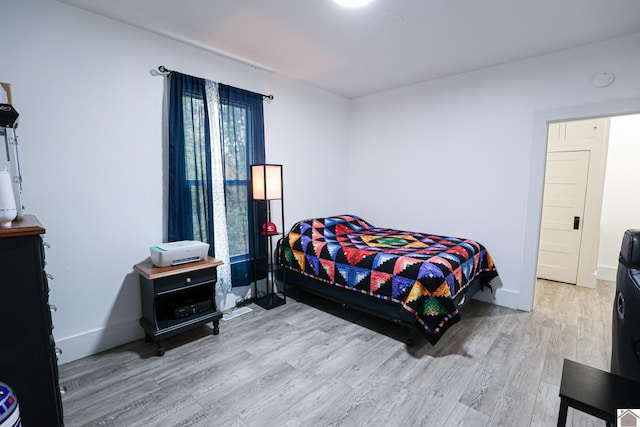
597;114;640;281
349;33;640;311
1;0;350;364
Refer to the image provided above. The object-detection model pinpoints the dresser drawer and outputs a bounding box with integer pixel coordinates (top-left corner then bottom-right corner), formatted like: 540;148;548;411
154;267;217;295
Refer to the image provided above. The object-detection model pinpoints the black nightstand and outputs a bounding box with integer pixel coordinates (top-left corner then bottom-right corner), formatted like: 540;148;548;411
134;257;223;356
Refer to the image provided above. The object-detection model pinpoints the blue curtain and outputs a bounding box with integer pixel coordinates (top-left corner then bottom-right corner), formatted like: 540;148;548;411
167;76;267;288
219;84;266;286
167;72;215;252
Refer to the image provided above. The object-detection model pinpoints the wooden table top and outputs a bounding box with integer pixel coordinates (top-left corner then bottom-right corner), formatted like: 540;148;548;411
0;214;45;238
133;256;223;280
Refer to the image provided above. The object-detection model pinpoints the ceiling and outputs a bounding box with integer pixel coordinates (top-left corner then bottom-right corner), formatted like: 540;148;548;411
58;0;640;98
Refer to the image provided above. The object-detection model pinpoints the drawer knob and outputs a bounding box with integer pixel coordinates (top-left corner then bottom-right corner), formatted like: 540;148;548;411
59;385;67;395
43;241;51;249
49;304;57;312
55;347;62;358
46;273;54;281
186;277;191;283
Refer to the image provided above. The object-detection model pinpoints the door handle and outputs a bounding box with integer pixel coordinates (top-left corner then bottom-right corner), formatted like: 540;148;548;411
574;216;580;230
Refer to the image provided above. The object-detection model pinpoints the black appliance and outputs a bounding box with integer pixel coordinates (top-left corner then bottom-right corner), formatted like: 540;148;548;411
0;104;18;128
611;229;640;381
169;299;212;319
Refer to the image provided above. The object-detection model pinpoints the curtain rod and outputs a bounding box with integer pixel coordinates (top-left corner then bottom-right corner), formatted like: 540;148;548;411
158;65;274;101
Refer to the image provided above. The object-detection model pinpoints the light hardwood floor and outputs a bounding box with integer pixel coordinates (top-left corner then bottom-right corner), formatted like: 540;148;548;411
59;279;616;426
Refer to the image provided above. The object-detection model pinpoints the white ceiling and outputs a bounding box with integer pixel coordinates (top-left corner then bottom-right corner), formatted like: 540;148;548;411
58;0;640;98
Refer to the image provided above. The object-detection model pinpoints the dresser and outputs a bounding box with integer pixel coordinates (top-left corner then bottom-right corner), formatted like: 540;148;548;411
0;215;64;426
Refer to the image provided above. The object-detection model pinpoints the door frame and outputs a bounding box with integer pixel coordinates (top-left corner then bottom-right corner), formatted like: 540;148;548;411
520;96;640;312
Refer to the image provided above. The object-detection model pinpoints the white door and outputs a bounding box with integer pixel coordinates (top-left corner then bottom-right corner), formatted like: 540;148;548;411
537;150;590;284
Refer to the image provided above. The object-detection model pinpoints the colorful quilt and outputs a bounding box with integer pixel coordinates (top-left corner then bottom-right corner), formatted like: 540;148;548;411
277;215;498;344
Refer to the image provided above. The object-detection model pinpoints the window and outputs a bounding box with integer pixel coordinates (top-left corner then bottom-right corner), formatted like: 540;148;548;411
219;84;266;287
220;102;250;258
167;74;265;291
181;93;211;243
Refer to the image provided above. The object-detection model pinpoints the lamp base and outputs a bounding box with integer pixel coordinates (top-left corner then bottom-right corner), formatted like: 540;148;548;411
254;293;286;310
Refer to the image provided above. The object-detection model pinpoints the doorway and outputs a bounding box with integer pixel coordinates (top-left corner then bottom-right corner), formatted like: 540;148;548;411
520;97;640;313
537;117;610;287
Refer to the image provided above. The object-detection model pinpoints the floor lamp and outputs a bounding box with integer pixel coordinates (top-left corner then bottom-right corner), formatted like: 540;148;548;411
251;164;286;310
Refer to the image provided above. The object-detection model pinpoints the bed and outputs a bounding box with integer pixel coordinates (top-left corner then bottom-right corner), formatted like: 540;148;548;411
276;215;498;345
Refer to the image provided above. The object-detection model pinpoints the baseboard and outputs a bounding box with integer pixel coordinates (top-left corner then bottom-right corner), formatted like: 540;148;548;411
57;286;255;365
55;317;143;366
473;286;519;310
597;265;617;282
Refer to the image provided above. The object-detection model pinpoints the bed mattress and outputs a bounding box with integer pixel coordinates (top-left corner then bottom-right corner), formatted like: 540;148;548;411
278;215;498;344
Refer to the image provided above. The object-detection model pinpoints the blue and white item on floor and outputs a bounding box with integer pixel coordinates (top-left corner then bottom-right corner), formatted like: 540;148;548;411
0;382;20;427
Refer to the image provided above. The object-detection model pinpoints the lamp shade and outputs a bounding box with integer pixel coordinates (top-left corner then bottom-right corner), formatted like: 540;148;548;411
252;164;282;200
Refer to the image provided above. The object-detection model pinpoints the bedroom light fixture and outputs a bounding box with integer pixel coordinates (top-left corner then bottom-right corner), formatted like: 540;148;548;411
251;164;282;200
251;163;285;310
333;0;374;7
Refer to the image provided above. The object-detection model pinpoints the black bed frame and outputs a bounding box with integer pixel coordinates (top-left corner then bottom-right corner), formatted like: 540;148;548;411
279;268;489;346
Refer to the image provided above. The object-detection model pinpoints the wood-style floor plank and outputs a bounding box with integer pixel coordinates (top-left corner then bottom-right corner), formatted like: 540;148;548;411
59;280;616;426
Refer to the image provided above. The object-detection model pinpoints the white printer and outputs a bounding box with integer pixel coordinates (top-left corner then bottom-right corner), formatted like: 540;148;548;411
149;240;209;267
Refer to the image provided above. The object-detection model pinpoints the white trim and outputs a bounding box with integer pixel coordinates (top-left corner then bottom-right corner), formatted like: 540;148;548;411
597;265;617;282
56;317;143;365
473;287;519;310
56;285;255;365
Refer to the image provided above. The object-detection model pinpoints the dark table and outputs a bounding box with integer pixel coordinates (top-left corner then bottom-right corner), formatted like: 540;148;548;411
558;358;640;426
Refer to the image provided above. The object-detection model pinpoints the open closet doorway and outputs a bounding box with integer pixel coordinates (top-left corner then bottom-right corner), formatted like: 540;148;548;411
537;113;640;288
537;117;610;287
